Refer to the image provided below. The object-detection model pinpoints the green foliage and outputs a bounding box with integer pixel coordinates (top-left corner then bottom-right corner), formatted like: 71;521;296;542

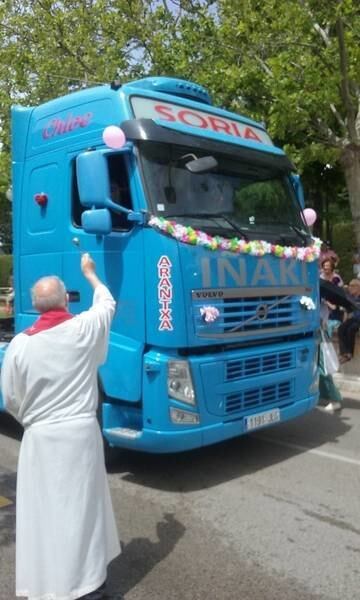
332;221;356;284
234;179;290;222
0;189;12;252
0;254;13;287
0;0;359;250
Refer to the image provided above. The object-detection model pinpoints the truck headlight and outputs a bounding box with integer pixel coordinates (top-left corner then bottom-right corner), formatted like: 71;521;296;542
168;360;196;405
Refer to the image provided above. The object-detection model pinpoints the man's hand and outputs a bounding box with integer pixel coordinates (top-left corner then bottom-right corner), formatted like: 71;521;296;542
81;253;96;277
81;253;102;289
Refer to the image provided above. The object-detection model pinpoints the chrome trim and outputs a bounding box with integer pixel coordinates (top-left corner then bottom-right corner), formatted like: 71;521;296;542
104;427;141;439
229;295;291;332
255;303;269;321
197;323;307;339
192;286;312;299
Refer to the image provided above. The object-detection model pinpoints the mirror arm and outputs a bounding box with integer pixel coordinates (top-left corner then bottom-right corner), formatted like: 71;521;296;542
105;198;148;224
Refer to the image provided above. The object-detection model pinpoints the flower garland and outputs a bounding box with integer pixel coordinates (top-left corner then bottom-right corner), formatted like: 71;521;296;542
149;216;322;262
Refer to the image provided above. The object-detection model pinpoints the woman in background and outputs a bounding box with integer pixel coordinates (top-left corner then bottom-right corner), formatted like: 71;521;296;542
319;299;342;413
320;258;344;335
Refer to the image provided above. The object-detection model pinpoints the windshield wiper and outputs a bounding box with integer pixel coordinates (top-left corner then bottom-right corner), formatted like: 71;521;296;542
288;224;310;244
168;213;249;240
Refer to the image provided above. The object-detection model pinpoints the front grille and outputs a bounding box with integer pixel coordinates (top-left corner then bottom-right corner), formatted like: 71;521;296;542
223;295;293;330
225;380;293;414
226;350;295;381
193;292;307;338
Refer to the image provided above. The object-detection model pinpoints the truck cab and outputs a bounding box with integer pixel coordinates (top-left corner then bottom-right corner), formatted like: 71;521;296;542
0;76;320;452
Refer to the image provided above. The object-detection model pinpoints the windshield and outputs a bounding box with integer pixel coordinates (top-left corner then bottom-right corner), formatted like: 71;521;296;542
138;141;310;244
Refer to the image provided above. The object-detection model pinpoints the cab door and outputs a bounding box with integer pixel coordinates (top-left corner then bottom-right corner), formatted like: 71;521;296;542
18;156;64;330
62;151;146;402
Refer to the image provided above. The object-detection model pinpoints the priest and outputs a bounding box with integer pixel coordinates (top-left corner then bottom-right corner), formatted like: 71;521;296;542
1;253;120;600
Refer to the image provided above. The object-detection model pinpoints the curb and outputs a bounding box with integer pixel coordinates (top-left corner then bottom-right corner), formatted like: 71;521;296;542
333;373;360;399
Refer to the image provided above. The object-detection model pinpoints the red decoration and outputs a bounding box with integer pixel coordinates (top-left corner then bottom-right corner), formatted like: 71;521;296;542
34;193;48;206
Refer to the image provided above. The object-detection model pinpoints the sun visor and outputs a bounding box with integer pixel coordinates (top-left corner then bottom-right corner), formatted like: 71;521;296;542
120;118;295;172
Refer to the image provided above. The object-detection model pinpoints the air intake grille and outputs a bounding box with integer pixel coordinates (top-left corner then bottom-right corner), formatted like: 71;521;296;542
225;380;293;414
226;350;295;381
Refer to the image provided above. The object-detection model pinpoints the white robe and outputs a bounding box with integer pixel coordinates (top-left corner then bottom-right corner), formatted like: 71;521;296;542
0;284;121;600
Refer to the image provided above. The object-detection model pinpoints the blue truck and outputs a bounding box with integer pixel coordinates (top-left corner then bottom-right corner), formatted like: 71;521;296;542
0;76;320;452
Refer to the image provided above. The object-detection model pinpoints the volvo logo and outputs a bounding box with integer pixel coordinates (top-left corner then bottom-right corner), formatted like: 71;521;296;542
255;303;269;321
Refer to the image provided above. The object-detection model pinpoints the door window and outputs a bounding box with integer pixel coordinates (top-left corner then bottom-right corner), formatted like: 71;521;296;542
72;154;133;231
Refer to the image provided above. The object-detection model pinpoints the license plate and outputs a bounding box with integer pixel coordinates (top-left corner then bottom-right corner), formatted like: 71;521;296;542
245;408;280;432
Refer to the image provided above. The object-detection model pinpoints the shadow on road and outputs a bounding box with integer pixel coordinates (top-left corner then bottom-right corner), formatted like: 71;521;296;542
342;396;360;410
1;402;354;494
0;470;16;548
107;406;352;492
0;412;23;441
106;512;185;599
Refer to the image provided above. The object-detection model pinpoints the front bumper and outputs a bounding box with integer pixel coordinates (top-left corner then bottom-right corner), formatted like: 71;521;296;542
104;393;318;453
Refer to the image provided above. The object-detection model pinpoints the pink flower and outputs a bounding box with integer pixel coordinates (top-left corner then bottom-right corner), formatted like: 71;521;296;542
200;306;220;323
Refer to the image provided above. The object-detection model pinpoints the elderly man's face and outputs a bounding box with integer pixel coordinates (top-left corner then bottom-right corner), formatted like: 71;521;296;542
349;282;360;297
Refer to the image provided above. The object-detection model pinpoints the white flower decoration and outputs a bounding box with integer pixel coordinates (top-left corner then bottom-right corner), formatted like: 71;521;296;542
299;296;316;310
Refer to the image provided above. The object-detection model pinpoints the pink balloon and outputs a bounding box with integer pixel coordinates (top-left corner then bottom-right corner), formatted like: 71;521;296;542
102;125;126;149
302;208;317;227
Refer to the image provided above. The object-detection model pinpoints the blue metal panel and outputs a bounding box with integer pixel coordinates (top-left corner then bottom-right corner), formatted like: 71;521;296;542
25;88;123;158
174;239;319;347
18;253;63;315
12;106;34;162
104;336;318;452
143;227;188;348
125;76;212;105
23;163;61;239
103;395;318;453
100;332;144;402
0;343;8;411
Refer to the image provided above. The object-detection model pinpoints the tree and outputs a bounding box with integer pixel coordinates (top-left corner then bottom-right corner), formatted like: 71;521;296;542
126;1;360;247
0;0;160;246
146;1;360;248
227;0;360;248
0;0;359;251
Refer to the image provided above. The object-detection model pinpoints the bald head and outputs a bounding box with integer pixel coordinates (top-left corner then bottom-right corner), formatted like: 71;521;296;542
31;276;67;313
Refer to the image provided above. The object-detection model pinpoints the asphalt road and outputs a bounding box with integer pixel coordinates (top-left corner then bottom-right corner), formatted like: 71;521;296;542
0;397;359;600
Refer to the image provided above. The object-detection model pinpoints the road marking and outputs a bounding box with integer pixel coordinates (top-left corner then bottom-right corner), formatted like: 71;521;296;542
255;435;360;467
0;495;13;508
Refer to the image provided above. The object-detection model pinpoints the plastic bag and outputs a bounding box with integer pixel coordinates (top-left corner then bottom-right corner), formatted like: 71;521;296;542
321;329;339;375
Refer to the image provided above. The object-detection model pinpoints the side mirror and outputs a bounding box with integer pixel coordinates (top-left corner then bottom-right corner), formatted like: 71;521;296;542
81;208;112;235
76;151;110;208
290;173;305;209
76;148;146;225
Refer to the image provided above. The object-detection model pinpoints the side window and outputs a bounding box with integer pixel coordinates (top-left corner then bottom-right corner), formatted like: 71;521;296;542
107;154;133;230
72;154;133;231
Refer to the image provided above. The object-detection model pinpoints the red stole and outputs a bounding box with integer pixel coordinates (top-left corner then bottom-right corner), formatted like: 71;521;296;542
24;309;74;336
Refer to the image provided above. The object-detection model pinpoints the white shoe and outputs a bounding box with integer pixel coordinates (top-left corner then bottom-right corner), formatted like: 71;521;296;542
323;402;342;413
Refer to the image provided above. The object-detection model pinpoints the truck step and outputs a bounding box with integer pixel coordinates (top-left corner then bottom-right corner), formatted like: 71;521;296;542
104;427;142;440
